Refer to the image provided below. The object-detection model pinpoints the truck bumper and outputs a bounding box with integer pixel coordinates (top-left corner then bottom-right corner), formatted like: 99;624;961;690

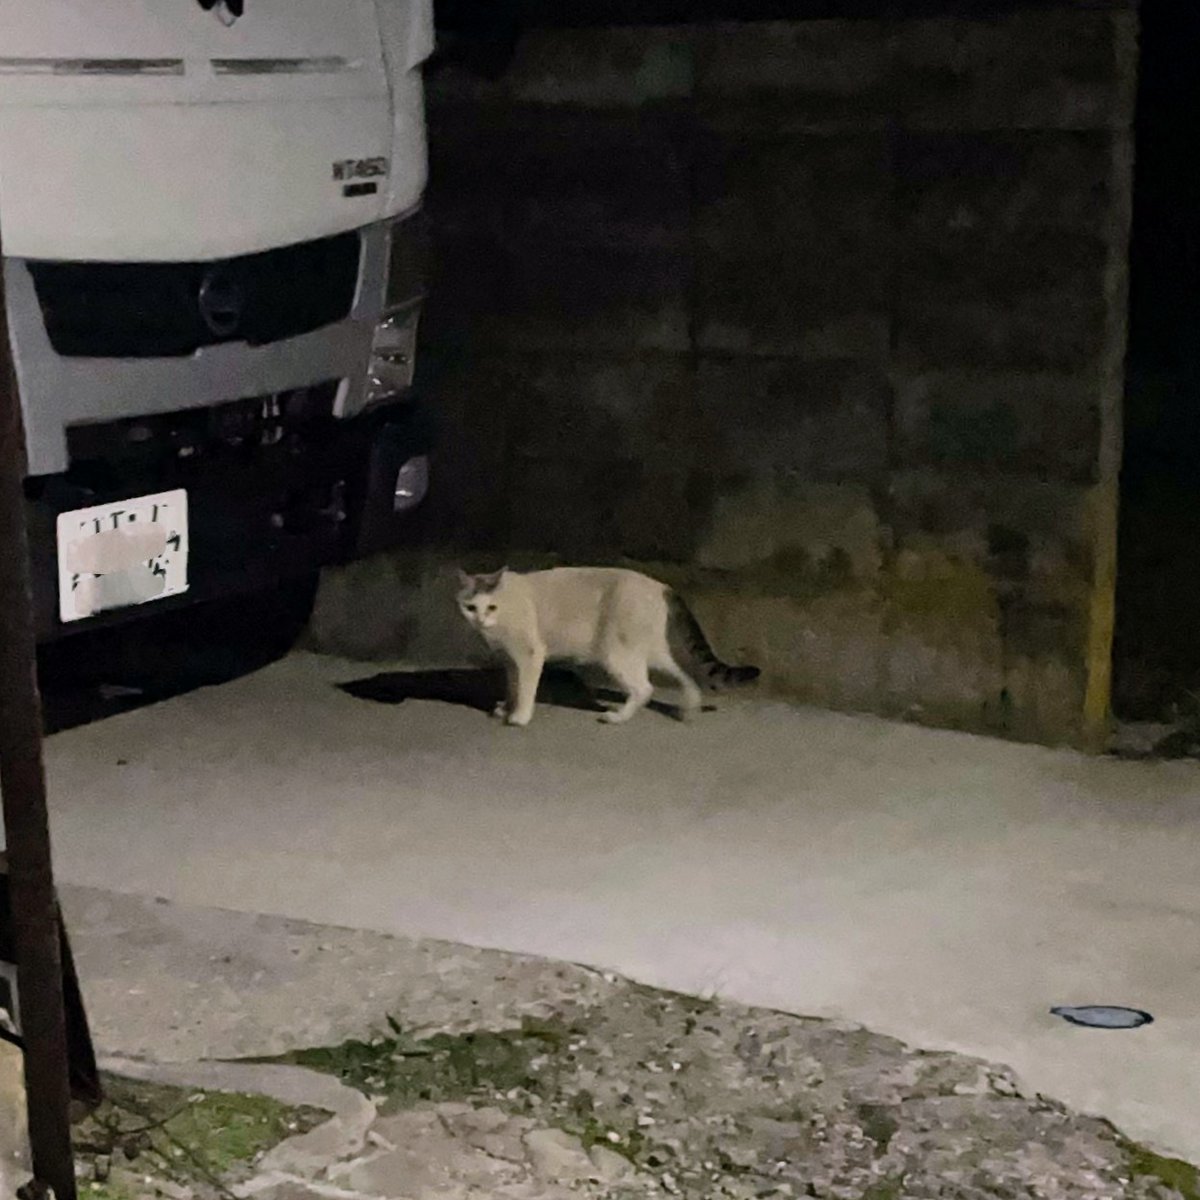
26;390;433;642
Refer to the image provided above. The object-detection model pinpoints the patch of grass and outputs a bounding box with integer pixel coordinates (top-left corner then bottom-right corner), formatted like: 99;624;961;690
1127;1145;1200;1200
267;1014;664;1168
551;1088;641;1161
74;1074;327;1195
156;1091;309;1177
856;1103;899;1151
80;1185;136;1200
860;1178;904;1200
274;1014;570;1114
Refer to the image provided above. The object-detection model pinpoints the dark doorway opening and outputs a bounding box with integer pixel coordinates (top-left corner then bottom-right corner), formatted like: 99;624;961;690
1111;4;1200;722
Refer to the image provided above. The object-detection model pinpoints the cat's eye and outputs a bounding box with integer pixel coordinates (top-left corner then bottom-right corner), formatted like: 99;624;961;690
466;604;477;612
486;605;497;613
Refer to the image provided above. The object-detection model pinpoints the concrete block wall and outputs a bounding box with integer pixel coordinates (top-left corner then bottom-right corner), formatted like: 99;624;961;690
310;4;1138;747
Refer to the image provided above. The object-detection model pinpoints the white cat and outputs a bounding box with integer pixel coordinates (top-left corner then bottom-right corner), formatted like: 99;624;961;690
456;566;759;727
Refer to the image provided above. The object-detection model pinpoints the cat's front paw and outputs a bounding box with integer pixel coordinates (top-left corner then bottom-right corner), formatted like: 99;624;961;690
492;701;509;720
505;710;533;727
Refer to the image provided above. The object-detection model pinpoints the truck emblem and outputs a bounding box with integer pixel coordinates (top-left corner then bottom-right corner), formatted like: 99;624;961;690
197;269;245;338
332;157;389;182
197;0;244;25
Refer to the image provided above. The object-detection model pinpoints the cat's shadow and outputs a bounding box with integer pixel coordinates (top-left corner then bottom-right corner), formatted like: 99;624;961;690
337;667;711;720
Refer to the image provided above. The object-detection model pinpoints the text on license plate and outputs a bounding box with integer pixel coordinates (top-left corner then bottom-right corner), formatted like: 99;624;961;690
56;489;189;623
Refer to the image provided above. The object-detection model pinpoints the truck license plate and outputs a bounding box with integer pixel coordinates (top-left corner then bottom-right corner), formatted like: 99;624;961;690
56;489;189;623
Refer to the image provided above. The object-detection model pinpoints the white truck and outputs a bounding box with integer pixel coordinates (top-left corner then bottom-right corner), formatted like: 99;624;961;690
0;0;435;642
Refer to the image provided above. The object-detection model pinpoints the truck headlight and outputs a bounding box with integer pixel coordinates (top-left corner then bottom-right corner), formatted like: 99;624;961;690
365;210;429;406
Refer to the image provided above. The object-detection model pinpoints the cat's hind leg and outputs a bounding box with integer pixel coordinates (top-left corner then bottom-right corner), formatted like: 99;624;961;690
654;649;703;721
599;650;653;725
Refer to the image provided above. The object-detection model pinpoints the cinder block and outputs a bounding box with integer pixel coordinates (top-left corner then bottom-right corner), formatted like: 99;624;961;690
898;228;1109;308
774;591;886;711
684;587;888;711
893;134;1115;377
893;369;1102;483
696;358;890;481
309;553;482;665
695;133;891;252
695;20;894;134
894;292;1108;371
772;479;884;586
426;245;689;354
430;106;692;253
425;109;692;352
418;234;512;345
694;477;778;572
885;470;1097;615
695;263;890;359
894;130;1117;240
893;11;1136;131
406;352;518;550
1002;652;1089;746
694;133;890;356
682;588;771;679
502;246;692;353
1003;600;1087;662
879;548;1006;730
611;467;703;564
428;26;693;110
506;355;694;467
505;454;636;559
695;474;883;587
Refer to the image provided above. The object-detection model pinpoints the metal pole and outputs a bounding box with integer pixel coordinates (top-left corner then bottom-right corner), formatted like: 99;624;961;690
0;227;77;1200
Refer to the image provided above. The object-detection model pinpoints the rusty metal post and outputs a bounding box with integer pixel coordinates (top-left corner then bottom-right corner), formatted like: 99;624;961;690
0;226;78;1200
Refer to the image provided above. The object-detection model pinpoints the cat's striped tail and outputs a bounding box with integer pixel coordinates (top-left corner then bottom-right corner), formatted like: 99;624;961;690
667;591;761;690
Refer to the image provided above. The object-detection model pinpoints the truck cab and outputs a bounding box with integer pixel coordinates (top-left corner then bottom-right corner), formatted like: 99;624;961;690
0;0;434;639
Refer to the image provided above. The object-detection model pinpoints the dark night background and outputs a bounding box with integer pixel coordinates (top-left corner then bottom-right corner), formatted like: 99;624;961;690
1113;0;1200;718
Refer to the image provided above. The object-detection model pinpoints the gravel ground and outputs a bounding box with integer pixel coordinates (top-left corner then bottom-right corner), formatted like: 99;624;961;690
244;978;1194;1200
58;889;1199;1200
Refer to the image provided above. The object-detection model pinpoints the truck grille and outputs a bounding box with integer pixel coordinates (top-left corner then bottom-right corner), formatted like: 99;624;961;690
65;381;340;477
27;231;361;358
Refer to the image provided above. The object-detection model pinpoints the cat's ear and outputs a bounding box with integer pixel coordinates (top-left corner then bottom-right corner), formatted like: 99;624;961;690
456;568;473;588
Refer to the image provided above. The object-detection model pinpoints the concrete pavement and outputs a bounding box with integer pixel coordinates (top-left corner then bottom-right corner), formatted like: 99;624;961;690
42;652;1200;1162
